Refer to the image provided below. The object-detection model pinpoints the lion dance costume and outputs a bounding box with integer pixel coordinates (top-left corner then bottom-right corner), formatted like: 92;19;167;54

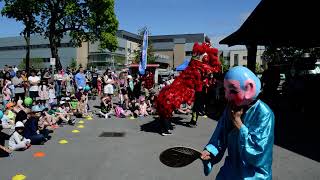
156;38;221;134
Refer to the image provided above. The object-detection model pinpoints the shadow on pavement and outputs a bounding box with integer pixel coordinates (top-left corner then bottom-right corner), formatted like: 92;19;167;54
140;118;161;134
140;116;193;134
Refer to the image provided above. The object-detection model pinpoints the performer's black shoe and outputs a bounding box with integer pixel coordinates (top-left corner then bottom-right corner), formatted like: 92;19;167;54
161;131;173;136
187;120;197;128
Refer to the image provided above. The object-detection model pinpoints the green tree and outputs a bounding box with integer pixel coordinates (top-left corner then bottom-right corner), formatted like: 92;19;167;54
219;53;229;73
38;0;119;69
1;0;42;72
262;46;320;64
262;46;320;73
133;27;157;64
70;58;77;69
255;62;263;73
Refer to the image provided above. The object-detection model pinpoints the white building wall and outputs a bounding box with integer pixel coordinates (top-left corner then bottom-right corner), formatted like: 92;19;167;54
228;48;265;67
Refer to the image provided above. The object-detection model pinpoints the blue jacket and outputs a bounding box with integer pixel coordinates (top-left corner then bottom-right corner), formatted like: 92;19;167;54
203;100;274;180
23;118;38;139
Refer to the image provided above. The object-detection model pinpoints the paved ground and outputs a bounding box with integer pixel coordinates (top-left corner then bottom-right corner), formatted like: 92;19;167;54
0;100;319;180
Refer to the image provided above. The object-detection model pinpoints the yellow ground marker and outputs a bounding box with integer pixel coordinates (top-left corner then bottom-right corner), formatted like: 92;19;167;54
78;120;85;124
72;129;80;133
12;174;27;180
203;115;208;118
129;116;135;120
58;139;68;144
85;116;93;120
77;125;85;129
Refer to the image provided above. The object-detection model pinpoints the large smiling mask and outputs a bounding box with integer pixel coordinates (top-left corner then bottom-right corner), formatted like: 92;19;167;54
224;66;261;106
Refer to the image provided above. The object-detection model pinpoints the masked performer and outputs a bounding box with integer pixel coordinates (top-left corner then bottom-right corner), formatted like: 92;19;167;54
201;66;274;180
155;37;221;135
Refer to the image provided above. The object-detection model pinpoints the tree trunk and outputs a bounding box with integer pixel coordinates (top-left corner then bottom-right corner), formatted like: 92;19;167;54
24;30;31;73
24;15;31;73
49;34;62;70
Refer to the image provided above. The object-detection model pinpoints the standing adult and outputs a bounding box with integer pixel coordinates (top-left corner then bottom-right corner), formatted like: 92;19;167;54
12;71;25;102
75;67;86;91
91;68;99;92
141;70;154;90
200;66;274;180
28;70;40;100
54;69;64;98
43;68;51;84
103;71;114;98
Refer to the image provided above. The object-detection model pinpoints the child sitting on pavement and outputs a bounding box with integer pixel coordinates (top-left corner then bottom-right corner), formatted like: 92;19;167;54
48;105;75;126
75;94;88;118
8;121;31;151
138;96;149;117
98;95;113;119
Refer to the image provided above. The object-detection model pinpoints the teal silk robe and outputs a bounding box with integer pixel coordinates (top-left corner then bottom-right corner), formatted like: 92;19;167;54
203;100;274;180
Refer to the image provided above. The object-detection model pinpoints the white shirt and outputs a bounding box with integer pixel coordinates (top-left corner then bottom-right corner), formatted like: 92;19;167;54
9;131;30;149
28;76;40;91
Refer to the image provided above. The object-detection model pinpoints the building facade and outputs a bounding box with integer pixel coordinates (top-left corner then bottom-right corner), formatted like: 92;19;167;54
0;35;77;69
0;30;205;70
223;48;266;68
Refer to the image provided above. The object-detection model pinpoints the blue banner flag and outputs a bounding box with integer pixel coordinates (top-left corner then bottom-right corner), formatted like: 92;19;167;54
139;30;148;75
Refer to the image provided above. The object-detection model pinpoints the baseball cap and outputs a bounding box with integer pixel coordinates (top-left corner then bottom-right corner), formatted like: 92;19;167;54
15;121;24;128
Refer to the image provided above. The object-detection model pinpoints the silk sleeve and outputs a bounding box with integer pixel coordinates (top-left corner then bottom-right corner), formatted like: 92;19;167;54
203;109;228;176
239;112;274;167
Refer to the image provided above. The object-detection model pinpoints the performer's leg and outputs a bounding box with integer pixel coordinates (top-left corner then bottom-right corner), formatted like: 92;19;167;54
159;118;172;135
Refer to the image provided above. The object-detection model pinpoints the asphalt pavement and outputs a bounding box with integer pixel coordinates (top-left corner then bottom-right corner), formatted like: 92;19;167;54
0;99;319;180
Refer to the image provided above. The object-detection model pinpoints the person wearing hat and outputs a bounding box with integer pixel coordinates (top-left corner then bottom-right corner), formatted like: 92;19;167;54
1;102;16;129
8;121;31;151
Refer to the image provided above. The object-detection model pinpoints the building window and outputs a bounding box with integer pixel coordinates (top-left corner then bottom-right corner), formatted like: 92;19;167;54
243;56;247;60
234;54;239;66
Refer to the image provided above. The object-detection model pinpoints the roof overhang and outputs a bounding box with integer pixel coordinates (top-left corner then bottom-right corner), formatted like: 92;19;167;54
220;0;319;48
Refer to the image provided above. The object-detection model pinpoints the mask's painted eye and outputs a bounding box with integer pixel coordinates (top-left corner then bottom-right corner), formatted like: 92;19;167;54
230;89;239;94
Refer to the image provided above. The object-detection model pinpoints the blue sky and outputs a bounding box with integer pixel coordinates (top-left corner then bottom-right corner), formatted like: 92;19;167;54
0;0;261;49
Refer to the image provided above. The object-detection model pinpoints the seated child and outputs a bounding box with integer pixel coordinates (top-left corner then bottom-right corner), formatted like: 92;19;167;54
48;105;75;125
74;94;88;118
8;121;31;151
114;105;132;118
128;99;140;118
0;124;12;157
24;111;47;145
98;96;113;119
175;103;192;115
69;95;78;113
38;109;58;130
138;96;148;117
1;108;15;129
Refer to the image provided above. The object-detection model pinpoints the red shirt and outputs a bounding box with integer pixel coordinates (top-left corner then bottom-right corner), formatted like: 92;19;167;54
142;73;154;90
